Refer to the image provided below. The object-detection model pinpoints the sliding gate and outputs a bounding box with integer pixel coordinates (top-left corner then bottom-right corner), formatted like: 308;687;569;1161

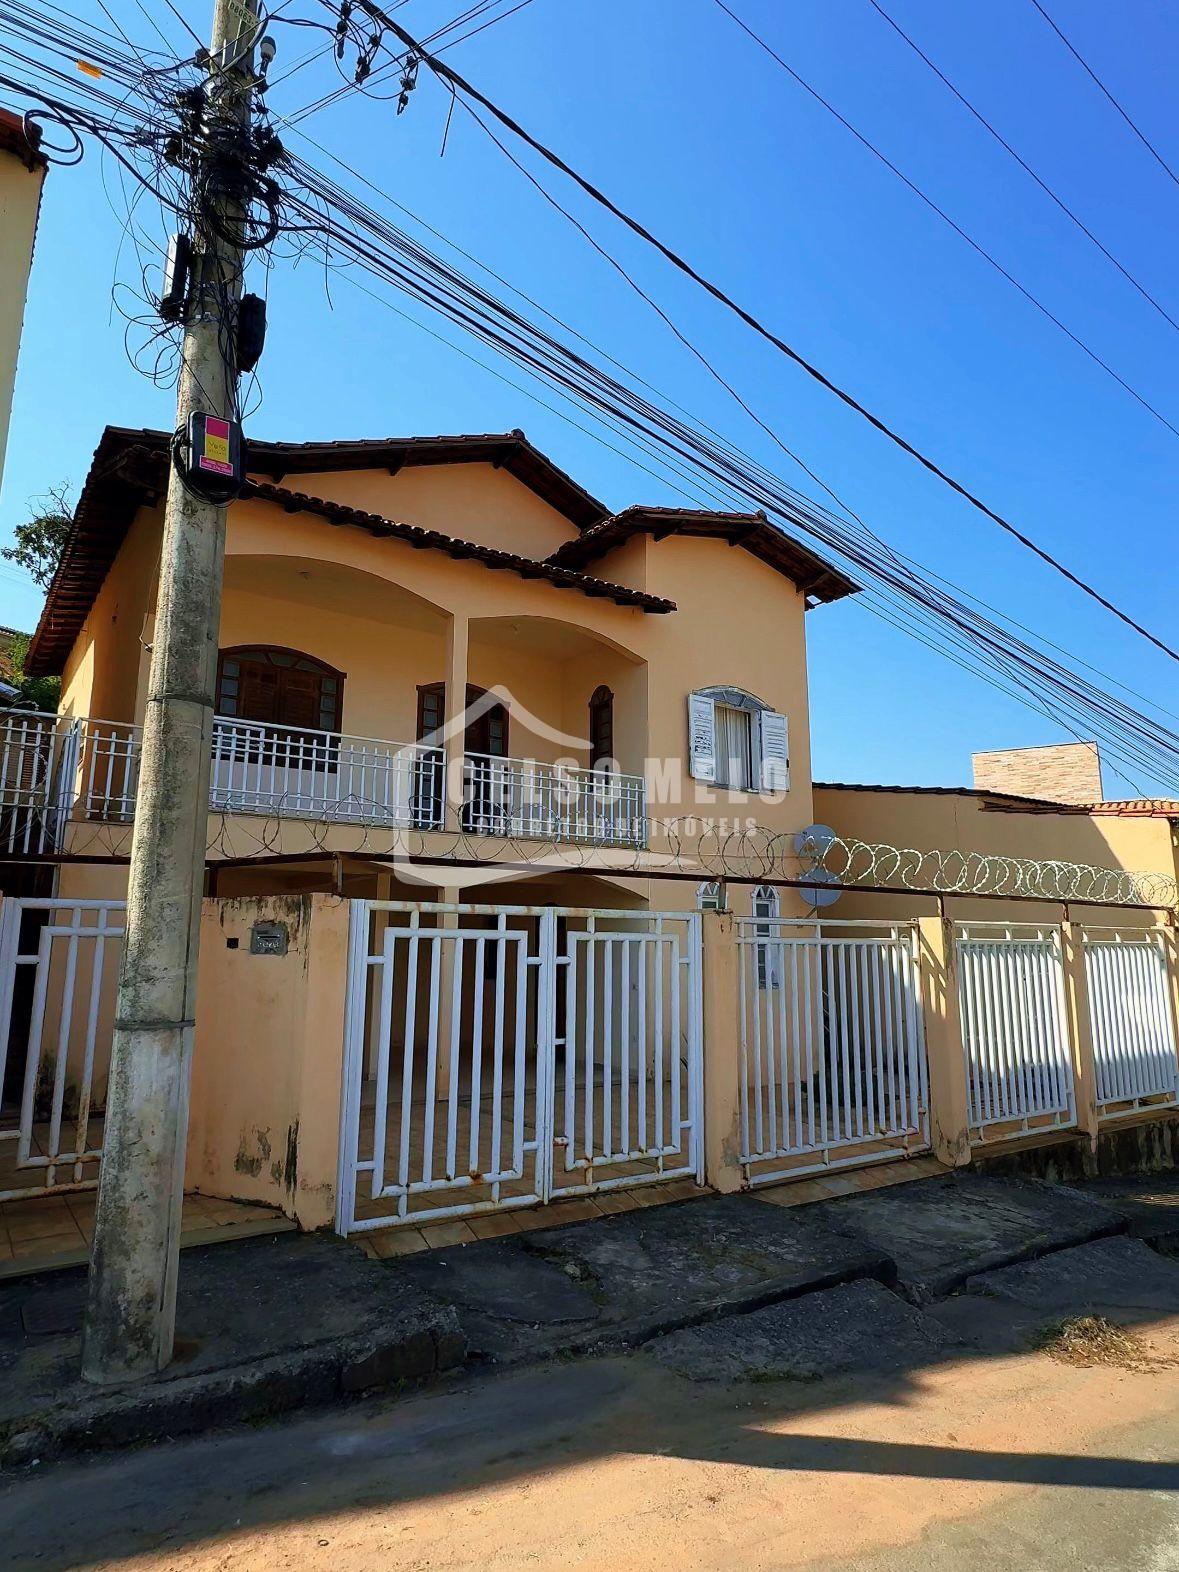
337;902;703;1233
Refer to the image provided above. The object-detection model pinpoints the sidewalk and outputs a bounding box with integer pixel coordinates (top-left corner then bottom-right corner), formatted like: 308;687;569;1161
0;1230;464;1466
3;1166;1176;1470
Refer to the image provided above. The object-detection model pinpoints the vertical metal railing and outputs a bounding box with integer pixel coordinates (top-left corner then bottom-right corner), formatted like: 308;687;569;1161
738;918;928;1182
956;922;1075;1136
209;717;444;826
1083;927;1179;1115
462;753;647;847
0;898;126;1200
551;910;701;1199
336;901;701;1232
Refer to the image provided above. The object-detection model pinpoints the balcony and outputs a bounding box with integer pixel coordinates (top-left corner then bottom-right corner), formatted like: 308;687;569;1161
0;711;648;853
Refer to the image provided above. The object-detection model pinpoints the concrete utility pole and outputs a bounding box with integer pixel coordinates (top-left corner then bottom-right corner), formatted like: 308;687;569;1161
82;0;260;1384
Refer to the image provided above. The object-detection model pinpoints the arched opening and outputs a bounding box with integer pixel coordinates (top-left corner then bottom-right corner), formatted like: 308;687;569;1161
216;646;344;734
588;684;614;771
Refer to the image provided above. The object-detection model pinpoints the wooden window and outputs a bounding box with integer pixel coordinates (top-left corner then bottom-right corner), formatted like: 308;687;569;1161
588;685;614;771
687;687;789;794
216;647;343;734
416;683;509;757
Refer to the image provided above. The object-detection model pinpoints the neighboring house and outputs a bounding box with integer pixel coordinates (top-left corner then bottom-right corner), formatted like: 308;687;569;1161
0;108;46;495
23;425;855;913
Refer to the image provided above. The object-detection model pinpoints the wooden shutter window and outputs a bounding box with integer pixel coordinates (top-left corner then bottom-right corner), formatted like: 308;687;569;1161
759;711;790;792
687;691;717;782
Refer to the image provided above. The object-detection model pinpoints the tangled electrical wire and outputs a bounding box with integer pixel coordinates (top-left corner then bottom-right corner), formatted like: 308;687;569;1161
3;4;1179;806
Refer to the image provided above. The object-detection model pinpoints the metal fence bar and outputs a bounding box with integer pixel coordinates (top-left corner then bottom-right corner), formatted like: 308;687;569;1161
1084;930;1179;1113
956;925;1074;1137
739;920;928;1182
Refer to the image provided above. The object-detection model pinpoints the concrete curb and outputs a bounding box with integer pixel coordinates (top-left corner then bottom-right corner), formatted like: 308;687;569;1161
0;1317;466;1470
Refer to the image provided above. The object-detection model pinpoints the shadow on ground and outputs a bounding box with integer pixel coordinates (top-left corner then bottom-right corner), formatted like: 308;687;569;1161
3;1170;1179;1568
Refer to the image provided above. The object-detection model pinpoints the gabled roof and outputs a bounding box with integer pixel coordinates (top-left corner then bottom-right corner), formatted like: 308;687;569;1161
25;429;662;673
238;429;607;528
549;505;858;606
243;480;675;612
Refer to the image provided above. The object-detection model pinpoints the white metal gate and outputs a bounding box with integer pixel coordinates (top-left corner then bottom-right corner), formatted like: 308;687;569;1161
337;902;703;1233
957;922;1075;1138
0;898;125;1200
738;919;929;1185
1084;927;1179;1115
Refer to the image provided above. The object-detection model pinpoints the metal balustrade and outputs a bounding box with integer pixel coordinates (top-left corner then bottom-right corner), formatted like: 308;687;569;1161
0;710;646;846
209;717;445;827
462;751;647;848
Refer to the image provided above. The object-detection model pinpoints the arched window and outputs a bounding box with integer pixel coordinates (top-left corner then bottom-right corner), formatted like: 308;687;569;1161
697;880;727;912
752;883;780;989
687;686;789;794
217;647;344;734
588;685;614;771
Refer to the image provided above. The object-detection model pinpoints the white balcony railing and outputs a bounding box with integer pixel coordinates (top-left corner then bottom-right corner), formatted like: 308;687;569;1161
0;710;648;850
462;751;647;848
209;716;445;828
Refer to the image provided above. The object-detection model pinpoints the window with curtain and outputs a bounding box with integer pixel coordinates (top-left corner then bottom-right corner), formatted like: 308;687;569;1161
714;703;754;790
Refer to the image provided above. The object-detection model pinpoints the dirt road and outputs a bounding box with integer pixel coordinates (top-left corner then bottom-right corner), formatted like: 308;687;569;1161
4;1309;1179;1571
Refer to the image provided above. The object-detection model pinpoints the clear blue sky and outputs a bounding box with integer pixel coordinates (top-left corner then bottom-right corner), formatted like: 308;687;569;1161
2;0;1176;794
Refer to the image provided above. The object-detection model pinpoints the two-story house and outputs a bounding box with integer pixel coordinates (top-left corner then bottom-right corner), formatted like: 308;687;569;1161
0;424;862;1237
22;424;855;914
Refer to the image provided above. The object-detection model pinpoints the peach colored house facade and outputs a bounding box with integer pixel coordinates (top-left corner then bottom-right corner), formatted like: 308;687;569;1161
27;425;854;916
3;426;1177;1246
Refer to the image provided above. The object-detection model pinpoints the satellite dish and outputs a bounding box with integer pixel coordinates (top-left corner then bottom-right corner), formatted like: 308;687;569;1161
801;866;842;910
794;824;838;861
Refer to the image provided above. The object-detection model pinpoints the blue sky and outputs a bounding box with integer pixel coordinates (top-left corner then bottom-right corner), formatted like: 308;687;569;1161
2;0;1176;794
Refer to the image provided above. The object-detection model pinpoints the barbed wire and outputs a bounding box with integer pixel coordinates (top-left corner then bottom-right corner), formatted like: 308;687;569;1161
33;801;1177;909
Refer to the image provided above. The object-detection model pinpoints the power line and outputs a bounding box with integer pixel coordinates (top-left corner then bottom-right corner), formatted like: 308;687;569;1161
276;149;1179;788
337;0;1179;668
1028;0;1179;192
866;0;1179;334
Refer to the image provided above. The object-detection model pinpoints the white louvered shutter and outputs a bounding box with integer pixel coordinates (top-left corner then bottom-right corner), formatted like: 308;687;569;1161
687;691;717;782
759;710;790;792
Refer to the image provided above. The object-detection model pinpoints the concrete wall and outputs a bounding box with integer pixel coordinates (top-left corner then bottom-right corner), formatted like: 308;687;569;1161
186;894;349;1230
812;784;1177;927
0;115;45;494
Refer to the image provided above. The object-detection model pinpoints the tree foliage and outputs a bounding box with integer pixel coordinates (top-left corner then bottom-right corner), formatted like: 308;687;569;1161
2;483;73;590
4;630;60;713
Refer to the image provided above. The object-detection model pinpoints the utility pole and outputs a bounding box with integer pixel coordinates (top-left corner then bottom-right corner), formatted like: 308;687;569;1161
81;0;261;1384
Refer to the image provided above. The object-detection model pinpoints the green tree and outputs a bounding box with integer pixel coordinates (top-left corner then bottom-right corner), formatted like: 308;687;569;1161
5;630;60;713
2;483;72;590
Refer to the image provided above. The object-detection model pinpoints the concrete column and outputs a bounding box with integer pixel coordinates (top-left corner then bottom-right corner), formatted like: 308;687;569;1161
1060;919;1100;1148
701;910;743;1193
916;915;971;1168
1162;924;1179;1078
435;886;462;1103
443;614;468;833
